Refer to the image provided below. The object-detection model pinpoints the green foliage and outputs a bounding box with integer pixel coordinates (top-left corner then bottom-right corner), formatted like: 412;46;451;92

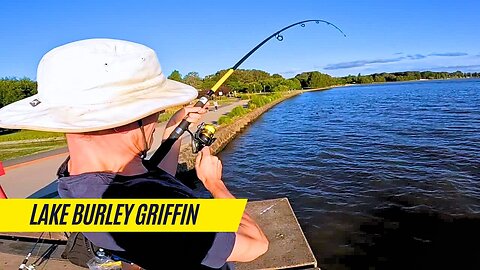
285;78;302;90
341;71;476;84
295;72;337;89
227;106;249;118
271;85;289;92
218;115;233;125
248;95;269;109
0;129;65;160
247;93;283;109
157;111;175;123
0;140;66;161
168;70;183;82
0;77;37;107
358;75;374;84
183;71;202;88
245;82;263;93
0;130;64;142
238;93;253;100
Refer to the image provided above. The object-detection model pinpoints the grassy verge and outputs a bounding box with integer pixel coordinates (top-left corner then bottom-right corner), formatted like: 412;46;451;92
158;97;240;123
0;139;66;161
0;130;64;142
0;130;67;161
217;92;286;126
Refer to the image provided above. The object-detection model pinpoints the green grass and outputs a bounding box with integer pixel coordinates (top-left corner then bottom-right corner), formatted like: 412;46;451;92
218;115;233;125
0;139;66;161
0;130;66;160
0;130;64;142
216;97;239;106
227;106;249;117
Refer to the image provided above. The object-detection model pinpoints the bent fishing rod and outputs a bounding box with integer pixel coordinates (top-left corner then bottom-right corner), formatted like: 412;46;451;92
146;19;346;168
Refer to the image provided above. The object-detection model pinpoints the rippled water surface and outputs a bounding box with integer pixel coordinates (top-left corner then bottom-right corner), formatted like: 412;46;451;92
218;79;480;270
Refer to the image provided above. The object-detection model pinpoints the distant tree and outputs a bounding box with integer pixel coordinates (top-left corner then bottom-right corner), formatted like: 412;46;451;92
285;78;302;90
183;71;202;89
0;77;37;107
271;85;289;92
168;70;183;82
373;75;386;83
294;72;310;88
308;71;336;88
246;82;263;93
358;75;374;84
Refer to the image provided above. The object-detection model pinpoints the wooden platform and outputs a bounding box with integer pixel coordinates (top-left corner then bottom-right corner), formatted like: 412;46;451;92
235;198;317;270
0;198;317;269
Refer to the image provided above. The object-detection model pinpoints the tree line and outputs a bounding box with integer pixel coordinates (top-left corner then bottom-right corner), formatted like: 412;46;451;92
0;77;37;108
340;71;480;84
1;70;479;108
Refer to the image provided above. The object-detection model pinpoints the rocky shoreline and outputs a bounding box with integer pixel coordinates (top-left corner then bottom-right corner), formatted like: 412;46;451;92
177;90;302;173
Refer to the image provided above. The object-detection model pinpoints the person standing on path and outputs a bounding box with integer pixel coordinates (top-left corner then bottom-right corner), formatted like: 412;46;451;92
213;100;219;111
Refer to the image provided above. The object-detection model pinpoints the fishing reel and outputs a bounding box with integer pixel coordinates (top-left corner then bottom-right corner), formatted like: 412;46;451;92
187;122;217;153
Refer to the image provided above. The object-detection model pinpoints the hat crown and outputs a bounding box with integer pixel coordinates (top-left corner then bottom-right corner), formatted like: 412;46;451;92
0;38;197;132
37;39;166;105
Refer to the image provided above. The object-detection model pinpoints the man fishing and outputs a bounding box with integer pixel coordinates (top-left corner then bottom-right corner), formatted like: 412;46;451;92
0;38;268;269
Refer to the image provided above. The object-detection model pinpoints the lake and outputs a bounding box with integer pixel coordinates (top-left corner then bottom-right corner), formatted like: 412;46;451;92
218;79;480;270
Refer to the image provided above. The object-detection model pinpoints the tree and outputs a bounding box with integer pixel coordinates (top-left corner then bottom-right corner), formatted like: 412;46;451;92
0;77;37;107
294;72;310;88
168;70;183;82
183;71;202;89
285;78;302;90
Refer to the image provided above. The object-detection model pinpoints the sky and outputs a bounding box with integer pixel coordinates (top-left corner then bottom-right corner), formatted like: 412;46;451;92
0;0;479;79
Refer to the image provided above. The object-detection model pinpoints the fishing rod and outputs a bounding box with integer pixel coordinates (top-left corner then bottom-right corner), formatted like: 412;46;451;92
146;19;346;168
18;232;45;270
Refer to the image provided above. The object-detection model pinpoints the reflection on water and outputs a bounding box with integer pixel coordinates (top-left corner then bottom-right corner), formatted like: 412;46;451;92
218;79;480;270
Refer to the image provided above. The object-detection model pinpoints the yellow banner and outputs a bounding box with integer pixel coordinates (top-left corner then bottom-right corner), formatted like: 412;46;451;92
0;199;246;232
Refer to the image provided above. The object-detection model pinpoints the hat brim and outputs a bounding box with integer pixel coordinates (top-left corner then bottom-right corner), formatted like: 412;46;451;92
0;79;198;133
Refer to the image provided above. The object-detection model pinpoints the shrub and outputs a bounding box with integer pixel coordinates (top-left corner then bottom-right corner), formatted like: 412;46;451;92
228;106;248;118
218;115;233;125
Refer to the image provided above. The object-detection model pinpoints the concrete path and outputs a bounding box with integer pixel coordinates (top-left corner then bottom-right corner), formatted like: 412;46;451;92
0;99;248;198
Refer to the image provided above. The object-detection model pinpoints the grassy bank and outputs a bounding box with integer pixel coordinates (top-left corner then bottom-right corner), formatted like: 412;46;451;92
218;92;286;125
0;130;66;161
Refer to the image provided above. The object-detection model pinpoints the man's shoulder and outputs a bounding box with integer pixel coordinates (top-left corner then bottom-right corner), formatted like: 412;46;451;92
105;170;197;199
58;170;196;199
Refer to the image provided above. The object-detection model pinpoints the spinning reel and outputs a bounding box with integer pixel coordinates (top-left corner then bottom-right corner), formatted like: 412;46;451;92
187;122;217;153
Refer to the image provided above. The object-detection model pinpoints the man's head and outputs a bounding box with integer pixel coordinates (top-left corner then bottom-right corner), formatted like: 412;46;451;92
66;112;160;161
0;38;197;133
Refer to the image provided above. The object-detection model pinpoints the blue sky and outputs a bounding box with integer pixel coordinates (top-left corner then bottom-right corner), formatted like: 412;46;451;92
0;0;479;79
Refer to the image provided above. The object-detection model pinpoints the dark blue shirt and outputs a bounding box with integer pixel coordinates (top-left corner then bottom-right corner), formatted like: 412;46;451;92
57;169;235;270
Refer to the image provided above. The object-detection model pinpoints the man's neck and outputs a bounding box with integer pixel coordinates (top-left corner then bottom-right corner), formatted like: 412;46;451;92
68;153;148;176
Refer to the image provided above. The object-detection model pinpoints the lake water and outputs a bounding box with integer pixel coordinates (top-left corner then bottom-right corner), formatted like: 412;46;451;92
218;79;480;270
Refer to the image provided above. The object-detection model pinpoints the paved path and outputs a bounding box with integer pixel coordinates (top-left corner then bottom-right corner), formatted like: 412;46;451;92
0;100;247;198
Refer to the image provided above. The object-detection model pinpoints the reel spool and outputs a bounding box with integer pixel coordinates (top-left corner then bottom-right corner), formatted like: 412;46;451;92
189;122;217;153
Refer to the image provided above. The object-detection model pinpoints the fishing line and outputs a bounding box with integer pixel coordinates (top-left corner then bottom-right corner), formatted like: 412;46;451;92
147;19;346;168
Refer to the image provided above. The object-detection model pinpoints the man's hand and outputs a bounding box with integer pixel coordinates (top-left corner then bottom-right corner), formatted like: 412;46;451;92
195;147;223;191
159;103;209;175
168;103;209;126
162;103;209;142
195;148;269;262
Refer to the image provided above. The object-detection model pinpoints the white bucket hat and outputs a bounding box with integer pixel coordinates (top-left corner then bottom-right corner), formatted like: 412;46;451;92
0;38;197;132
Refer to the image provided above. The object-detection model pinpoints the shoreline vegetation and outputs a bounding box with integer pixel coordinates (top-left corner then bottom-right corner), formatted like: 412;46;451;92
1;69;479;161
